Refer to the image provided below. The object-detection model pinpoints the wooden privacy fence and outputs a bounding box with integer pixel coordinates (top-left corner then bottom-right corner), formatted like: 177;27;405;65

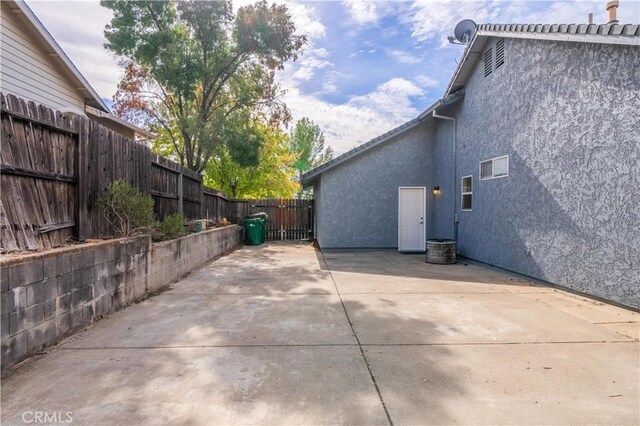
0;94;78;251
0;93;228;252
229;199;314;241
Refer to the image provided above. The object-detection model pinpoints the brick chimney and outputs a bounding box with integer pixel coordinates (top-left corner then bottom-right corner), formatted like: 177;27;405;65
606;0;619;24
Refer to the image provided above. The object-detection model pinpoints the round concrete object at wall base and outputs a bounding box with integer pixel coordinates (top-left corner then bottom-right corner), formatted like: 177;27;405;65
426;240;457;264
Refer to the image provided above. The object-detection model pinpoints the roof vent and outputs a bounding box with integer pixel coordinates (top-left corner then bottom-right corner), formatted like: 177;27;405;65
484;48;493;77
495;39;505;68
606;0;619;24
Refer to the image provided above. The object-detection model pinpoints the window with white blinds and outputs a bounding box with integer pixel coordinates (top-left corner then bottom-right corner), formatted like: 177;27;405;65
480;156;509;180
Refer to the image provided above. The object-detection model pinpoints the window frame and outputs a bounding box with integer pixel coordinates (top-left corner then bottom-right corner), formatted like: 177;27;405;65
461;175;473;211
479;155;509;181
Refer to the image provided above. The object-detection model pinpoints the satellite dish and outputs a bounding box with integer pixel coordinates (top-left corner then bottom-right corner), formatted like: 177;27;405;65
454;19;477;44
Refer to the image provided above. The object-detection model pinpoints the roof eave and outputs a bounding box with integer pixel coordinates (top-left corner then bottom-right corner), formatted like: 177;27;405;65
301;118;422;187
85;106;155;139
301;90;465;187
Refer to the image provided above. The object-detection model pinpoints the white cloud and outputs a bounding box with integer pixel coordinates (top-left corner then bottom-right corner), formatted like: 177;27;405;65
387;49;423;64
320;71;353;94
402;0;496;46
291;67;315;81
349;78;424;119
280;76;425;154
283;1;327;40
343;0;379;25
313;47;330;58
288;51;334;82
415;75;439;88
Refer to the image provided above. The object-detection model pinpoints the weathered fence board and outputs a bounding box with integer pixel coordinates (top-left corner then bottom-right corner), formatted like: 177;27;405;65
202;188;228;223
1;94;78;250
228;199;314;241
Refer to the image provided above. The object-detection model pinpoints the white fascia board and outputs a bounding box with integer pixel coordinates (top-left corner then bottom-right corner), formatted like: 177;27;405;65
477;29;640;46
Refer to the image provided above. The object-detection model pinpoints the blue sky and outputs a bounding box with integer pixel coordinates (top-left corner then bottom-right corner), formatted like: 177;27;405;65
28;0;640;154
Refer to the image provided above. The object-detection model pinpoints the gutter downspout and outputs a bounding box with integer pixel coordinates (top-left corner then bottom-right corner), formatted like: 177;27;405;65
432;110;457;243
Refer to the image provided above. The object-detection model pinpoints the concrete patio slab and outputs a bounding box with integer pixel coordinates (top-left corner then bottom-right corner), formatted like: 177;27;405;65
62;293;355;348
1;346;386;425
364;342;639;425
342;293;633;344
2;242;638;426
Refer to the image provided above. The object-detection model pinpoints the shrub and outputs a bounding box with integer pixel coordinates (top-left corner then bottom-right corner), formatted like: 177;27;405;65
156;213;187;241
98;180;155;236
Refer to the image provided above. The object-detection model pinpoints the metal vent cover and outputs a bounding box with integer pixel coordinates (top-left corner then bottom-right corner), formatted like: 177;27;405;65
496;39;505;68
484;48;493;77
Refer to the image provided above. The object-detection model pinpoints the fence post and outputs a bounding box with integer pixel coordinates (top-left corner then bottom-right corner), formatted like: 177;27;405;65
76;117;90;240
178;172;183;214
280;199;284;241
200;182;204;219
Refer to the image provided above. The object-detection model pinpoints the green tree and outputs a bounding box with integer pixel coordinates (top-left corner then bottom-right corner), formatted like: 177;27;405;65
101;0;306;173
204;122;299;199
289;118;334;196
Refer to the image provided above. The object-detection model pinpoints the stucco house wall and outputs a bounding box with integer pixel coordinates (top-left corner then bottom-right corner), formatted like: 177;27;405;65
431;117;456;241
313;178;322;241
453;37;640;308
315;122;434;248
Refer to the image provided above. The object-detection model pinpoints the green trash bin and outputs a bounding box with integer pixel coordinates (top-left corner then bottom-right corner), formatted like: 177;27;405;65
244;217;265;245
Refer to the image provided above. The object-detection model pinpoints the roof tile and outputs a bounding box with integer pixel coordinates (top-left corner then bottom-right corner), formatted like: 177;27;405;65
478;22;639;37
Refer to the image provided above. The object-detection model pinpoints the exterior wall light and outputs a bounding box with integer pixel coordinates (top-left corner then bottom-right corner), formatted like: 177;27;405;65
433;186;441;196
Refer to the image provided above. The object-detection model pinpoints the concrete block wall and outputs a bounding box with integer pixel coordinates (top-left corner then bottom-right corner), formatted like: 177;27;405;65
148;225;242;292
1;225;242;373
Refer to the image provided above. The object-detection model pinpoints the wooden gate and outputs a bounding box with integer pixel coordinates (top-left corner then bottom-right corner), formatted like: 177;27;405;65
229;199;314;240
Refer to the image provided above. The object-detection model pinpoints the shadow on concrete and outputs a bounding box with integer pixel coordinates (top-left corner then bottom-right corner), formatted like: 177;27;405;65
0;242;464;425
316;246;546;290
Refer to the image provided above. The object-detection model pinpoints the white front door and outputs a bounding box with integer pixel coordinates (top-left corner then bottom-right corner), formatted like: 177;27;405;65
398;187;426;252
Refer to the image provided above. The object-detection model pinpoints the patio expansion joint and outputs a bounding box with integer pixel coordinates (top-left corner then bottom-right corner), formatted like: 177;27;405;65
55;340;635;351
338;291;552;295
320;250;395;426
56;343;361;350
359;340;635;347
160;292;336;296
